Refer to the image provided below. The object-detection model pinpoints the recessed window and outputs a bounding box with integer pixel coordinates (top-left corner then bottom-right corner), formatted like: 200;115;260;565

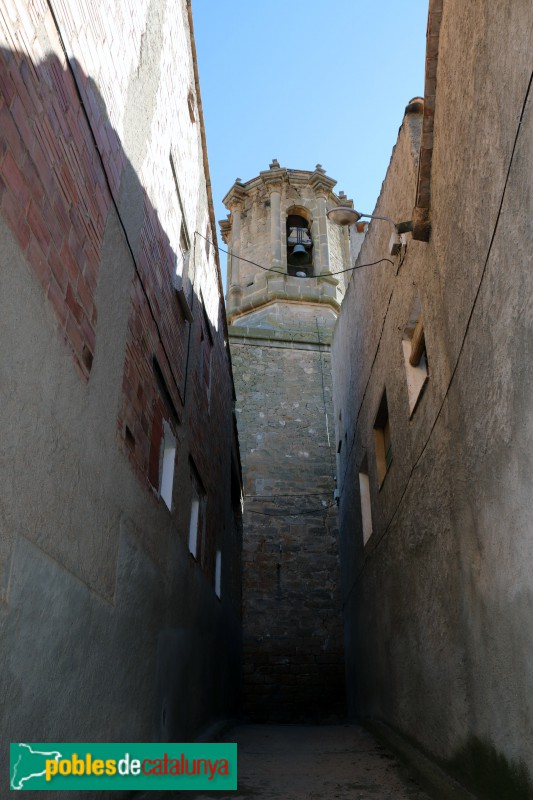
402;296;429;415
358;455;373;545
148;359;180;497
160;422;176;510
215;550;222;598
152;357;180;428
373;390;392;486
188;467;206;559
188;486;200;556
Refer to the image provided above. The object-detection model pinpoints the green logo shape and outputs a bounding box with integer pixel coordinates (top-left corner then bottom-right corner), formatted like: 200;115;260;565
10;743;237;791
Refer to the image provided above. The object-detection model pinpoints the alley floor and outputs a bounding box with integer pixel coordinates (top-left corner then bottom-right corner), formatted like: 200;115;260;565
145;724;433;800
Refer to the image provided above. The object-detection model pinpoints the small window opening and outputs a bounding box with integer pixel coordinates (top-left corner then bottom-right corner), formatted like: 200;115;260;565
215;550;222;598
373;390;392;486
189;486;200;556
358;455;373;545
286;212;313;277
188;466;206;559
152;357;180;427
402;296;429;415
82;345;93;372
160;421;176;510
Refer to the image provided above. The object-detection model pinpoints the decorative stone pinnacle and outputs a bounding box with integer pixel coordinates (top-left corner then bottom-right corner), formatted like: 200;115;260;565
336;191;354;208
269;159;280;169
310;165;336;196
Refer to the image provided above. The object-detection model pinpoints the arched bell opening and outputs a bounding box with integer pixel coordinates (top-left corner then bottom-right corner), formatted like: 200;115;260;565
286;208;313;277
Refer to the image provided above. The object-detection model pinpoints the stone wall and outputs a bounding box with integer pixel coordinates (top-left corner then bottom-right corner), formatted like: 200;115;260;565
0;1;241;792
332;0;533;795
223;164;350;721
230;305;345;721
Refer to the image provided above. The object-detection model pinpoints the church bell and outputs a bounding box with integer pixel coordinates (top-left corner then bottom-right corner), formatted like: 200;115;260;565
288;243;311;266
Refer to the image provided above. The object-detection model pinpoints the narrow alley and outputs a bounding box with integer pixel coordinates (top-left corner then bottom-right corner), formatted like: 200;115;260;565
141;725;433;800
1;1;531;798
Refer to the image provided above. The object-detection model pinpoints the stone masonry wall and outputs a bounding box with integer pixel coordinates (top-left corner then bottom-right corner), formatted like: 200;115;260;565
231;311;345;721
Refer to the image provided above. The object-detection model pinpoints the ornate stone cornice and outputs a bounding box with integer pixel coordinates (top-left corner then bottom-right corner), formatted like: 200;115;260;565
219;217;232;244
260;168;287;191
222;164;343;206
226;272;342;324
222;179;248;210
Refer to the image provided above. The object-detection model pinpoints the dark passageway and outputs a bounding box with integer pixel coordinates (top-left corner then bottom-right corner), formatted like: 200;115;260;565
139;725;433;800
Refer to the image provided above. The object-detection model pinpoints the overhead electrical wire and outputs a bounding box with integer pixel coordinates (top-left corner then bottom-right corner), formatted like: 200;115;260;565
194;231;394;276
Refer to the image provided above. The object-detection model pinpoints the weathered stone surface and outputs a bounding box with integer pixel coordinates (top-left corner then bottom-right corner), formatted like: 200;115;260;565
224;165;349;721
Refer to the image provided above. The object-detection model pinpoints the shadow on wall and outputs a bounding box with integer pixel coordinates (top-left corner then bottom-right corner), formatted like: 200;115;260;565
447;736;533;800
0;43;196;415
0;37;240;758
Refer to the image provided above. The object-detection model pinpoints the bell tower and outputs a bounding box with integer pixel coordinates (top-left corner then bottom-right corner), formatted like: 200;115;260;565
221;161;358;721
222;160;354;326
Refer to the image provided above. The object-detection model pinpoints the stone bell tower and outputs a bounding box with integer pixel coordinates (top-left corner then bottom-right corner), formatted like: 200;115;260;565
221;160;359;721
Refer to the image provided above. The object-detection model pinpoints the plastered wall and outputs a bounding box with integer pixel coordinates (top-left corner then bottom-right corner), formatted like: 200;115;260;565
332;1;533;794
0;3;241;795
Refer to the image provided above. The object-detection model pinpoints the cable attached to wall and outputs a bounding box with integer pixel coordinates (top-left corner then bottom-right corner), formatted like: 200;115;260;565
46;0;190;407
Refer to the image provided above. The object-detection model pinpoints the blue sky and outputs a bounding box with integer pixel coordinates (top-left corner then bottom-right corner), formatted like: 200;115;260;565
192;0;428;236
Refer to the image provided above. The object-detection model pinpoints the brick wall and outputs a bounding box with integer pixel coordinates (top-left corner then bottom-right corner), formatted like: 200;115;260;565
0;0;230;528
0;4;111;379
